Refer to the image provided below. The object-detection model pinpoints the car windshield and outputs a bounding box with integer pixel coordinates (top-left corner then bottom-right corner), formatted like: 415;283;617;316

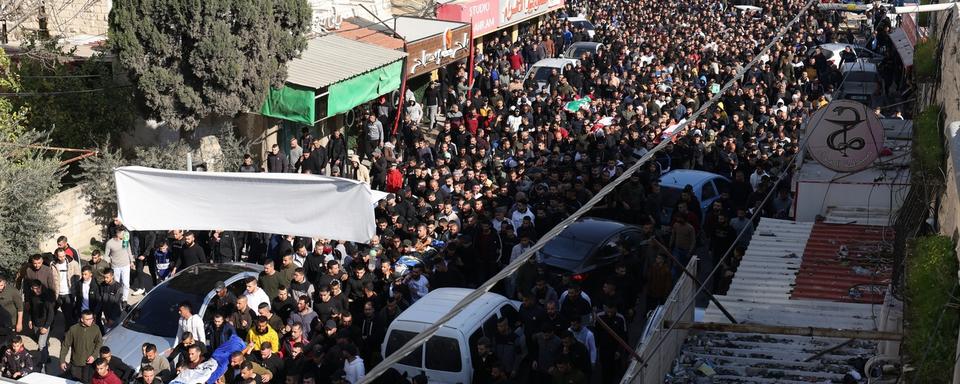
660;186;683;208
567;46;593;58
532;66;555;81
543;233;596;262
844;71;877;83
121;267;238;337
572;20;595;29
385;330;424;367
122;286;205;338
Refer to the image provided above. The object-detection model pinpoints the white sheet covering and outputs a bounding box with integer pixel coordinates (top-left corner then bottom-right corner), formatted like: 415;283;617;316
115;166;377;243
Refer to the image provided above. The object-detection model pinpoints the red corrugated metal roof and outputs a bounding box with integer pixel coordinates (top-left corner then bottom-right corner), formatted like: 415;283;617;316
791;223;894;304
334;21;405;51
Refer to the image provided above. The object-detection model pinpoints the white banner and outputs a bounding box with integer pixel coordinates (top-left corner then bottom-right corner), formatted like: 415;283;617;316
115;166;377;243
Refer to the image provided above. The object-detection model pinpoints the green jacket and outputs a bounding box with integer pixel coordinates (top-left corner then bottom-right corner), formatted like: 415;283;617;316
0;287;22;330
60;323;102;366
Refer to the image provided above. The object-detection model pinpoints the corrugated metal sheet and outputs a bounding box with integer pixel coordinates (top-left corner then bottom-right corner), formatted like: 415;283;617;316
335;21;405;51
702;219;879;330
670;219;883;383
791;223;894;304
285;34;407;89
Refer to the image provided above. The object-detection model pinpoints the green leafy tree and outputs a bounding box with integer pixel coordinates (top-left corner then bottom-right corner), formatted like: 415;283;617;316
0;49;27;141
108;0;312;130
12;37;136;150
216;123;250;172
0;49;63;275
78;141;126;229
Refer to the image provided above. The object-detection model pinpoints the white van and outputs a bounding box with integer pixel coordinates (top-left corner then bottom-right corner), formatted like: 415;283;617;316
381;288;521;383
525;58;580;94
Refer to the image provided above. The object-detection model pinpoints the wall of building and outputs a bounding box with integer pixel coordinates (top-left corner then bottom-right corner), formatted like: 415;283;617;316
924;11;960;384
40;186;102;254
13;0;111;38
309;0;392;33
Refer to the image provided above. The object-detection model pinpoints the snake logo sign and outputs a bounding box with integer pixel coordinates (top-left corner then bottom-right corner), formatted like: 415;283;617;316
806;100;883;172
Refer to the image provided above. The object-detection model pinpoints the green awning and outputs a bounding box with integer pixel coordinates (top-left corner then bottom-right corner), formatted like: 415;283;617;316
327;60;403;116
261;84;315;126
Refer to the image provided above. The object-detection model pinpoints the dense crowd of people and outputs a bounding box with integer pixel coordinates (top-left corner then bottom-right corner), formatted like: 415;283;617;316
0;0;906;383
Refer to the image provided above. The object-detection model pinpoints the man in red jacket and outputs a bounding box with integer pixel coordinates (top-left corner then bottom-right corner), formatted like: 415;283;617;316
385;163;403;193
90;358;122;384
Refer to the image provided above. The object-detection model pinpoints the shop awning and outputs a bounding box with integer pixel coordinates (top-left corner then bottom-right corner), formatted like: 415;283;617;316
261;34;407;124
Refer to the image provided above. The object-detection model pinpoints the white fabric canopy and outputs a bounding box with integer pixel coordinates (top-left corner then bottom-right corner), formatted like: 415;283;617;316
115;166;377;243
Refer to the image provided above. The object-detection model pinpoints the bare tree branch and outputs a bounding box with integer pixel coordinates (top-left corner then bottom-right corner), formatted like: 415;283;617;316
2;0;103;39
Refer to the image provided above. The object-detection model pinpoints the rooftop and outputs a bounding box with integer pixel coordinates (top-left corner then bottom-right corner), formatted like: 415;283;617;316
284;34;407;89
393;288;512;330
791;223;894;304
672;218;887;382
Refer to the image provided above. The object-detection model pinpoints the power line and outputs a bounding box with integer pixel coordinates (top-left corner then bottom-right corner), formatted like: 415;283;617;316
0;85;130;96
360;0;821;381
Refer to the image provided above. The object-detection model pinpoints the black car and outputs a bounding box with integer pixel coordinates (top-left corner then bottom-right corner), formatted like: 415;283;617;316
538;218;647;291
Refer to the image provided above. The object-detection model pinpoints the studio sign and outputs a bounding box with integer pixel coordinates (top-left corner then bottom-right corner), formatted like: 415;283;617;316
410;30;469;74
806;99;884;172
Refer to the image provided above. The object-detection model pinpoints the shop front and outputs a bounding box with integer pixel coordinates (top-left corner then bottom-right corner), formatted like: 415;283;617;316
391;17;472;106
260;34;406;160
436;0;564;49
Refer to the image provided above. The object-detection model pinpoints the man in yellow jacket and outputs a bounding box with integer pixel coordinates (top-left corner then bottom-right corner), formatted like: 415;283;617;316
244;316;278;356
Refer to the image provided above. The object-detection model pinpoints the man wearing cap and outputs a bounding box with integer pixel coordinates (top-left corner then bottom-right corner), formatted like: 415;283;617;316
210;281;237;317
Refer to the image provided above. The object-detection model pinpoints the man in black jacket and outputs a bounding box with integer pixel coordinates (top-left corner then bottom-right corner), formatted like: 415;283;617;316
308;138;329;175
99;269;123;330
72;267;102;325
24;281;54;364
99;346;134;382
211;230;239;263
173;232;206;275
266;144;286;173
327;129;348;175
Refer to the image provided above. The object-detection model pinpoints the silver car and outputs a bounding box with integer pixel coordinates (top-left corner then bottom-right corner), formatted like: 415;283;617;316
102;263;262;367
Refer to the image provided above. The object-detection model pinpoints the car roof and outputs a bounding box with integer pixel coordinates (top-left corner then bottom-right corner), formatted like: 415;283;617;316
659;170;727;189
819;43;858;52
531;58;580;69
557;217;634;243
161;262;263;293
568;42;602;49
841;60;877;73
392;288;511;330
566;16;588;22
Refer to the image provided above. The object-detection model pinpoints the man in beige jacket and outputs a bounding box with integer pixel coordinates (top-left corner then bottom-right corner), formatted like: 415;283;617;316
350;154;371;184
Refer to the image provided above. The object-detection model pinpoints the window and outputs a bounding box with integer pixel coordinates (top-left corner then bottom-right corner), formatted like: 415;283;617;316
701;182;718;201
499;304;519;325
468;328;483;366
123;287;203;338
713;178;730;195
482;314;499;337
596;237;621;261
385;330;423;367
425;336;463;372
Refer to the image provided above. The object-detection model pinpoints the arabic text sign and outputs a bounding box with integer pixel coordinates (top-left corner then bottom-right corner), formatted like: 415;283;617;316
406;24;472;76
806;100;884;173
500;0;564;26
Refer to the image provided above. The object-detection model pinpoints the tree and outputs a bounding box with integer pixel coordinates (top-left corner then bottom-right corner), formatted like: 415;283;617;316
108;0;312;130
0;50;62;276
12;37;135;150
77;140;125;230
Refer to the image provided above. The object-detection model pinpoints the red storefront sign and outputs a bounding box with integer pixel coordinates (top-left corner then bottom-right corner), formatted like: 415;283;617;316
500;0;564;26
437;0;500;37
